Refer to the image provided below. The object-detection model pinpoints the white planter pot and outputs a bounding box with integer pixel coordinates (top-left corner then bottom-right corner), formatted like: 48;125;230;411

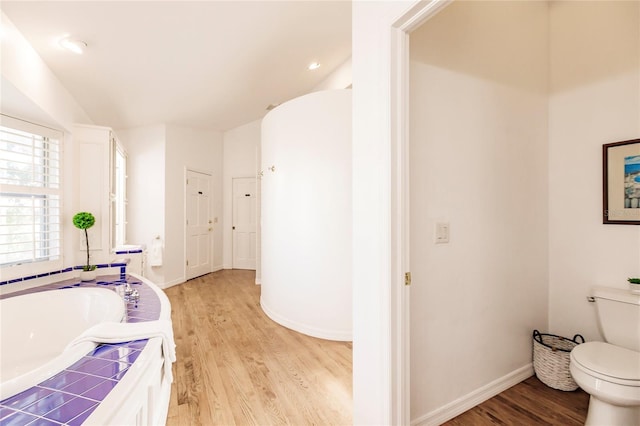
80;270;97;281
629;283;640;294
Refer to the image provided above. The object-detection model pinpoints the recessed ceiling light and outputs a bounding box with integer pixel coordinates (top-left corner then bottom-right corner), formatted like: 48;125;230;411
308;62;321;71
58;37;87;54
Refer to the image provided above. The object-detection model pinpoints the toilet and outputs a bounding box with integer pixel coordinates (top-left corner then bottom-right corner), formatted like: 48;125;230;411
570;286;640;425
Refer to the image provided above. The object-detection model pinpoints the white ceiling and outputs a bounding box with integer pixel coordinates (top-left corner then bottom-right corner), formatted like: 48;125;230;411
1;1;352;131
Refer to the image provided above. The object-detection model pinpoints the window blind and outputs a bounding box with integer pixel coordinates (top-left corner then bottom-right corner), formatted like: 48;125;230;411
0;115;62;267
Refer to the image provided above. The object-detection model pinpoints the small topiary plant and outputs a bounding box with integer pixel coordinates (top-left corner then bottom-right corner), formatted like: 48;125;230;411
73;212;97;271
628;278;640;284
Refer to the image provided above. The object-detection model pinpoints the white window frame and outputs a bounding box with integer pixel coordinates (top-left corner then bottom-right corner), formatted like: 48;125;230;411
111;138;127;249
0;114;64;280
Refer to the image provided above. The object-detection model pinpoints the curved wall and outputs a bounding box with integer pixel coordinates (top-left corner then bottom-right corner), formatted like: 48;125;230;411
260;89;352;341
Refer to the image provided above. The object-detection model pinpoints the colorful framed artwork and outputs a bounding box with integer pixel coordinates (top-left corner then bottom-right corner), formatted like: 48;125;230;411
603;138;640;224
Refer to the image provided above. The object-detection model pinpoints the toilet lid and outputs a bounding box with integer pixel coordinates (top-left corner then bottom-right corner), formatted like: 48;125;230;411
572;342;640;381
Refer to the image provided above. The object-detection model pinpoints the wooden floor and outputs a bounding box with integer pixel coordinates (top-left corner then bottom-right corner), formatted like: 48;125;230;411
165;269;588;426
165;269;352;426
444;376;589;425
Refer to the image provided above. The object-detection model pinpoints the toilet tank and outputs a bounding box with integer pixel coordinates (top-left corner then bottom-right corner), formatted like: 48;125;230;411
592;286;640;351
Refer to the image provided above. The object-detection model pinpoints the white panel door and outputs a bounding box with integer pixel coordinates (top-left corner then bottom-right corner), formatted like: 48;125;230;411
186;170;212;280
232;177;257;270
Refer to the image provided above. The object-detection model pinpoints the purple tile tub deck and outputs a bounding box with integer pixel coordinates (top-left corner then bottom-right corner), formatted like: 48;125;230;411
0;275;161;425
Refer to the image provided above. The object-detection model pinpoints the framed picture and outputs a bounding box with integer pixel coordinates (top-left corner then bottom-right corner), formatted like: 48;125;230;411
603;138;640;224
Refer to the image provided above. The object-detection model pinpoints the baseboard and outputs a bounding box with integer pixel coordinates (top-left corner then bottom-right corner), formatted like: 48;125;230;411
212;265;224;273
260;296;352;341
411;364;534;426
255;278;261;285
160;277;185;290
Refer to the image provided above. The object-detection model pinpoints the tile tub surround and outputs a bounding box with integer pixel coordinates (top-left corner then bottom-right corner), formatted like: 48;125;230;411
0;275;161;425
113;249;143;255
0;261;130;287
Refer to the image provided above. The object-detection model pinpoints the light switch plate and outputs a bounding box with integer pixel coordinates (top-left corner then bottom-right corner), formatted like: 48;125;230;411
435;222;450;244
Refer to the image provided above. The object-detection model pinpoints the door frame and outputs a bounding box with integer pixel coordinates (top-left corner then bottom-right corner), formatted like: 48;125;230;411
184;167;214;280
389;0;453;423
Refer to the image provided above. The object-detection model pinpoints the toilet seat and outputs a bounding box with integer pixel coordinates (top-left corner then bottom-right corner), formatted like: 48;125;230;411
571;342;640;386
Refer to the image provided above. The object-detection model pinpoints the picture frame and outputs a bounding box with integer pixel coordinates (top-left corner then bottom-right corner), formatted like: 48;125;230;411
603;138;640;224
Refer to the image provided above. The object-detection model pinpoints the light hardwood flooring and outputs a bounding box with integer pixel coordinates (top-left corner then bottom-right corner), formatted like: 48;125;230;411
444;376;589;425
165;269;588;425
165;269;352;426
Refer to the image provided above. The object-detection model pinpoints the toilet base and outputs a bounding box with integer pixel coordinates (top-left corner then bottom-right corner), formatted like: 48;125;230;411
585;396;640;426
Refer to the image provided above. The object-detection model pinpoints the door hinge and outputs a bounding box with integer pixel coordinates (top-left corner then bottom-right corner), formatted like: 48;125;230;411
404;272;411;286
186;260;189;266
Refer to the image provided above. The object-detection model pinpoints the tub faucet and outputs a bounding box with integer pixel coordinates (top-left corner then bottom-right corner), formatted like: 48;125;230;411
115;282;139;303
124;283;140;302
124;282;133;298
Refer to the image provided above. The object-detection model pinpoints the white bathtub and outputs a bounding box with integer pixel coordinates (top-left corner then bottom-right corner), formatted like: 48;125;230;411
0;287;125;400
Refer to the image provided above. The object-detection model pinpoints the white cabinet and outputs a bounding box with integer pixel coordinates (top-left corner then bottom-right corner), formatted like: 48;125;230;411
73;124;116;265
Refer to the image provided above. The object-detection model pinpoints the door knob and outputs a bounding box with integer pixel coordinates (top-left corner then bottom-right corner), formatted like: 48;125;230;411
208;227;212;231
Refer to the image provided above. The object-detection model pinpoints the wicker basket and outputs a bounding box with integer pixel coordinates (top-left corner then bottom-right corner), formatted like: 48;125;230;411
532;330;585;391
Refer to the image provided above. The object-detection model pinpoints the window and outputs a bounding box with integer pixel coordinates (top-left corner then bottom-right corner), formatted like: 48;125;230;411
111;139;127;248
0;115;63;272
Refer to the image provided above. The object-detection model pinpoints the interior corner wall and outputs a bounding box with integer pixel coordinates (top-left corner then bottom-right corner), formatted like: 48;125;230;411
222;120;261;275
116;125;167;286
212;137;225;272
165;125;223;287
1;11;93;279
311;57;352;92
352;1;417;424
0;12;91;131
548;1;640;341
408;1;549;421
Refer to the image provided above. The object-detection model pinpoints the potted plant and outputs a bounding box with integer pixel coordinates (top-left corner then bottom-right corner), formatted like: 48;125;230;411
628;278;640;294
73;211;97;281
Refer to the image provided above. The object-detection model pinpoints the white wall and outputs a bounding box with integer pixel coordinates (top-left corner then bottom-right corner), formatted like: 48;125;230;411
260;89;352;341
353;2;640;424
548;1;640;341
164;125;223;286
312;57;352;92
220;59;353;280
409;1;549;422
222;119;261;275
0;12;91;131
1;11;93;281
352;1;415;423
118;124;223;287
117;125;167;285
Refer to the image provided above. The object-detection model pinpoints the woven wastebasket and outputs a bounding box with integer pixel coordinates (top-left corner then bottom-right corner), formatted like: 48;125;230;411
532;329;585;391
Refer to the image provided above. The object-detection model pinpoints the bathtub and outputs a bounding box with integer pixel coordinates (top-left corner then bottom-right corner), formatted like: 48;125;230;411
0;287;125;400
0;274;173;425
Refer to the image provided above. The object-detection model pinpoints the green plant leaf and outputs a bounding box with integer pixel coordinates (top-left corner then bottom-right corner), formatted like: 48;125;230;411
73;211;95;270
73;212;95;230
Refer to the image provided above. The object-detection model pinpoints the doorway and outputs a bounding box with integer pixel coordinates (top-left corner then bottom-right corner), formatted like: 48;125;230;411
232;177;257;270
400;1;551;423
185;169;213;280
